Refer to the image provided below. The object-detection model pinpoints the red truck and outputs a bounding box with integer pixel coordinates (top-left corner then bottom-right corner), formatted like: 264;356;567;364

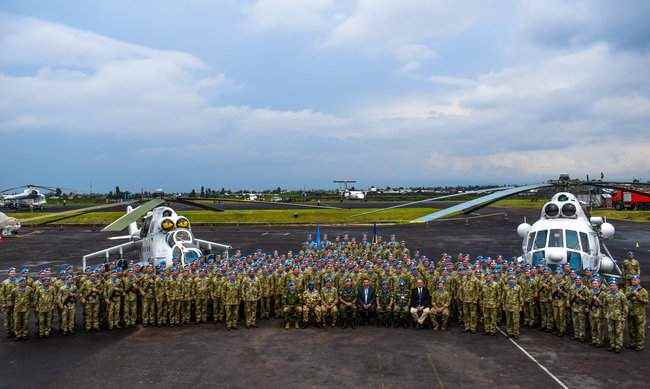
611;189;650;210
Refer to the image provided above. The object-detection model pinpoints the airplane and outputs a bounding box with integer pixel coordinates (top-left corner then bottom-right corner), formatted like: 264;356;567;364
343;189;366;200
0;211;21;236
0;185;54;209
358;175;650;280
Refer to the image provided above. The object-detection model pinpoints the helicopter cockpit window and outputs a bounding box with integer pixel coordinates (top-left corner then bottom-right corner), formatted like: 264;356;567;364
163;210;173;217
565;230;580;250
557;194;569;202
548;229;564;247
533;230;547;249
580;232;590;253
175;230;192;242
526;232;535;252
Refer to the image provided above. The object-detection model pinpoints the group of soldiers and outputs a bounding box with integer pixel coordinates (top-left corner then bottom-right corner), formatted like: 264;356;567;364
0;234;646;353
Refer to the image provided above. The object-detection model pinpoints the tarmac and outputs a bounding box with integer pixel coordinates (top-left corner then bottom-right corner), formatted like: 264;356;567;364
0;206;648;388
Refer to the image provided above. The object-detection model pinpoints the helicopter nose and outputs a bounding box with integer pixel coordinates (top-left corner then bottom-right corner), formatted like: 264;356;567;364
546;248;564;263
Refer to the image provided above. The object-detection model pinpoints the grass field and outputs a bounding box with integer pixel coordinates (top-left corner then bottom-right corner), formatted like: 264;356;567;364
9;207;439;225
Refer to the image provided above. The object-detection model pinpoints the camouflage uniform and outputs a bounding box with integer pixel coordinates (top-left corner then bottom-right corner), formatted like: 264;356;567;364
504;282;523;338
538;274;554;331
272;269;285;318
392;281;410;327
169;276;181;326
155;274;168;326
431;285;451;331
570;283;590;341
622;256;641;286
282;286;302;329
339;282;358;328
0;278;17;337
626;283;648;351
34;282;56;337
259;273;272;320
375;283;393;327
180;274;193;325
241;275;260;328
13;282;33;339
552;277;568;335
320;285;339;327
210;274;224;323
141;273;156;326
194;274;209;323
122;275;139;327
58;281;77;335
589;286;605;347
604;287;628;352
223;278;240;329
481;280;499;335
462;275;480;332
302;288;322;325
522;276;538;327
105;277;123;330
80;277;100;331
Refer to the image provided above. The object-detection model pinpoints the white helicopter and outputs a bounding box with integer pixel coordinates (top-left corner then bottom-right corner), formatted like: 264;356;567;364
0;185;51;209
354;175;650;279
515;192;620;276
82;199;231;271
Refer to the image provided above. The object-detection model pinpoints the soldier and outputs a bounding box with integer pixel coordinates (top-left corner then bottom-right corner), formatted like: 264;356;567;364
123;271;139;327
393;278;411;328
80;273;100;331
626;275;648;351
552;271;568;336
141;267;156;326
223;273;240;330
13;277;33;340
320;279;339;327
194;271;209;323
622;252;641;287
538;267;554;332
462;270;480;333
259;269;273;320
168;272;180;326
504;276;523;338
272;267;285;318
1;268;18;338
155;270;168;326
180;270;193;325
34;275;56;337
375;279;393;327
589;278;605;347
339;278;357;329
58;275;77;335
282;281;302;329
522;270;538;327
302;281;322;327
481;273;499;335
570;277;590;342
604;282;627;353
431;281;451;331
210;270;224;323
105;272;123;330
241;270;260;328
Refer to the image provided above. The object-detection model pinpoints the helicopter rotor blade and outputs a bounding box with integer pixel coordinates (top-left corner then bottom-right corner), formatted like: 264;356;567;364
20;200;141;226
102;198;165;231
203;197;344;210
168;198;225;212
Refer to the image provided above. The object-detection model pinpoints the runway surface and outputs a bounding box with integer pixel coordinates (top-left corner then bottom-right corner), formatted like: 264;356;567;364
0;206;648;388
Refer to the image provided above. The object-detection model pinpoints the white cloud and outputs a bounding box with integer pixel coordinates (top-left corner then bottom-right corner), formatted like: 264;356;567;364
429;75;477;88
243;0;343;32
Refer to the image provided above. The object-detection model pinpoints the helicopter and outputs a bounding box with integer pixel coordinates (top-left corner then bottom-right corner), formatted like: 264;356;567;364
0;211;21;236
355;175;650;280
81;194;344;271
0;185;57;209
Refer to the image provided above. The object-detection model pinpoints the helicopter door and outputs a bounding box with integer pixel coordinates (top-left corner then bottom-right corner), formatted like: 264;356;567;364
565;230;582;271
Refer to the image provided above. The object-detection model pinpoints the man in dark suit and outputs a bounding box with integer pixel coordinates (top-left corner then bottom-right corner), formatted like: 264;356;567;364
357;278;376;325
410;279;431;328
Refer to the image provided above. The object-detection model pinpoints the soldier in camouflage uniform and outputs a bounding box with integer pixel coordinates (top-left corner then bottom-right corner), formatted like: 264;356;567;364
481;273;499;335
282;281;302;329
105;273;123;330
375;279;393;327
538;268;554;332
13;277;33;340
589;278;605;347
320;279;338;327
431;281;451;331
155;271;168;326
180;271;193;325
168;273;180;326
392;278;411;328
223;274;241;330
259;269;272;320
141;267;156;326
462;270;480;333
339;278;357;328
504;277;523;338
570;277;590;342
302;281;322;326
34;276;56;337
622;252;641;287
80;274;100;331
272;267;285;318
552;271;568;336
521;270;538;327
625;275;647;351
58;276;77;335
123;271;140;327
210;271;224;323
604;282;628;352
1;268;17;338
194;271;209;323
242;270;260;328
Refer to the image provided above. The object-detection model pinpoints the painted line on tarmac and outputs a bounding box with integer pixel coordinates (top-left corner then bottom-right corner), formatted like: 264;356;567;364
497;328;569;389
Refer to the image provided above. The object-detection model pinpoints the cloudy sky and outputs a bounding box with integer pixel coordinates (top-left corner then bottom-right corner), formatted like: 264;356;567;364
1;1;649;192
